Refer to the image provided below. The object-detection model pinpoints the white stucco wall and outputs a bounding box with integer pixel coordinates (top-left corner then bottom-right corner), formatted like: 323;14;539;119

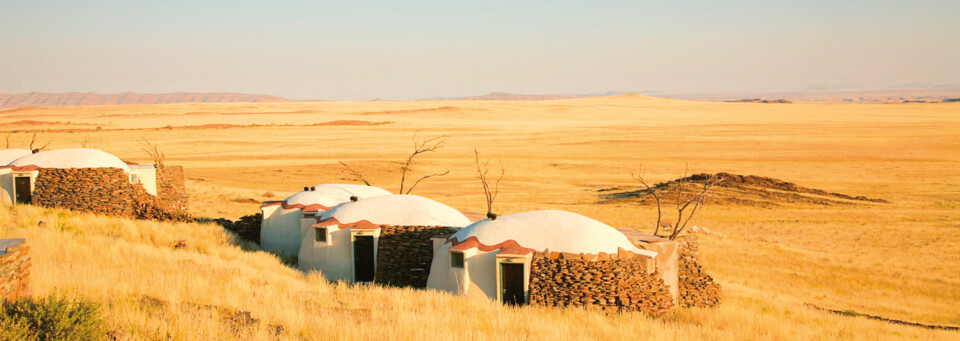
0;169;12;205
129;165;157;196
260;205;305;257
299;225;355;281
427;241;527;302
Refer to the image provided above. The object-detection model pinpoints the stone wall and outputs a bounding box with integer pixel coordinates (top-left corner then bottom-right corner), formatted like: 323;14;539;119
156;166;188;215
676;235;722;308
0;239;30;303
376;225;455;288
33;168;139;216
32;168;188;221
528;252;674;315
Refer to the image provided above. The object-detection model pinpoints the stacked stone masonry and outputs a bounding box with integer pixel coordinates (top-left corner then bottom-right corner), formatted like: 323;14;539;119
529;252;674;315
376;225;455;288
31;168;188;221
0;239;30;304
676;235;722;308
156;166;188;214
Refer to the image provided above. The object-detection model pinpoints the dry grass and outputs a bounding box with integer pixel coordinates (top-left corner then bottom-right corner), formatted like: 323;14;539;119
2;95;959;339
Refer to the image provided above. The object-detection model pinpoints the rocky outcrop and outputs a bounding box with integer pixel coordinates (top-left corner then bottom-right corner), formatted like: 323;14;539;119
725;98;792;103
0;239;30;303
529;252;674;315
376;225;456;288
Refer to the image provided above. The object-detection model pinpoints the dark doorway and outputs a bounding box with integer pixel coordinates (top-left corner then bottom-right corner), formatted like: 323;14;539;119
14;177;31;204
353;236;375;282
500;262;526;306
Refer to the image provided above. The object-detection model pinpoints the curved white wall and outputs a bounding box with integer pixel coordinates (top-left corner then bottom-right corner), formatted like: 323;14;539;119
260;205;305;257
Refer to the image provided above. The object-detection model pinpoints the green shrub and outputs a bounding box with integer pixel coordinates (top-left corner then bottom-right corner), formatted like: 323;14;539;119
0;317;35;341
0;295;108;341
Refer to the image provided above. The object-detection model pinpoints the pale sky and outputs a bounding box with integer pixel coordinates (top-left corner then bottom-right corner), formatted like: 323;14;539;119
1;0;958;100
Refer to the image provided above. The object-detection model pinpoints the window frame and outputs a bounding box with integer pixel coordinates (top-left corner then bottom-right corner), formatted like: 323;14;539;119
314;227;328;243
450;251;465;268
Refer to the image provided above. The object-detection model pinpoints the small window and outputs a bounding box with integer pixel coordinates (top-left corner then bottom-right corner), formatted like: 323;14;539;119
451;252;464;268
129;173;139;184
302;211;317;218
315;227;327;243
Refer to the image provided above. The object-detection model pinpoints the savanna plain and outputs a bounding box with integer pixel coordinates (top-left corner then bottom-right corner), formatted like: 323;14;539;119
2;95;959;340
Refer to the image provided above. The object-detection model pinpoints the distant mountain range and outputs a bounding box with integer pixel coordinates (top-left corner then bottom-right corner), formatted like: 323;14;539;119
2;87;957;109
420;91;638;101
0;92;291;108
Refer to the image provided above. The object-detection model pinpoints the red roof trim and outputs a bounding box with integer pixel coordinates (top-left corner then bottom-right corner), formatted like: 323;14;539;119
260;200;341;212
312;217;382;230
446;236;536;256
0;165;41;171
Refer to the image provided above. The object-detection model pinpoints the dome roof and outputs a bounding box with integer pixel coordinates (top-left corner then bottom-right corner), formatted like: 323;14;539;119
0;149;31;166
284;184;391;208
320;194;471;227
9;148;130;172
448;210;655;256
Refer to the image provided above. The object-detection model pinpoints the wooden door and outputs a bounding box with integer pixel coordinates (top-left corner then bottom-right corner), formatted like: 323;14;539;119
14;177;31;204
353;236;375;282
500;263;526;306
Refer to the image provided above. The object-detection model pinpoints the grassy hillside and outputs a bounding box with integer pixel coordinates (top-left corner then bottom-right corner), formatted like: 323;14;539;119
2;204;955;340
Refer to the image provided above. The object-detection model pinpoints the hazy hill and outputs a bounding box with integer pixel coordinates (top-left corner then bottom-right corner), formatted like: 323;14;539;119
0;92;291;108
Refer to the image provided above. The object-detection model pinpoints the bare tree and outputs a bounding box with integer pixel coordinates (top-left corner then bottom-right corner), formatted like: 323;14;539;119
398;132;449;194
474;148;504;219
633;164;663;236
28;133;49;153
338;161;372;186
666;170;721;240
4;133;10;149
138;137;165;169
634;166;721;239
80;135;98;148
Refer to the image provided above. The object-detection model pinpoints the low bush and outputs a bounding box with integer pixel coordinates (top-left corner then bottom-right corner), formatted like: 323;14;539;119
0;295;108;341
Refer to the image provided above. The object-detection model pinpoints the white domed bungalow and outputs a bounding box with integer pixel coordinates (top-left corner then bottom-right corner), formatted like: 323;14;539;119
427;210;676;312
0;148;187;218
259;184;391;257
0;149;32;204
302;194;471;286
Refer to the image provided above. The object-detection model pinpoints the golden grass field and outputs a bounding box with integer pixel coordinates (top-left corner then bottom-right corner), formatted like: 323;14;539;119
2;95;959;340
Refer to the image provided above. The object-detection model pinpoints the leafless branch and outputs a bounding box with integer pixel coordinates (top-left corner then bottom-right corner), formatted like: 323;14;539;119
475;148;504;219
138;137;165;169
668;172;721;240
633;164;662;236
398;132;449;194
338;162;372;186
4;133;10;149
28;132;50;153
404;170;450;195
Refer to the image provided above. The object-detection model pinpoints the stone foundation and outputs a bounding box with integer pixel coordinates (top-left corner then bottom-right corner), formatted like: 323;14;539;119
676;235;722;308
529;252;674;315
31;168;188;221
0;239;30;303
376;225;456;288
